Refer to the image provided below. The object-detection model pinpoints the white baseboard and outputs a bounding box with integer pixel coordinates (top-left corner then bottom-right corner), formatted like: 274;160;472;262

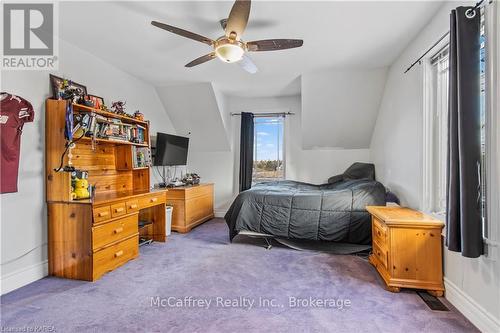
444;277;500;333
1;260;48;295
214;209;227;218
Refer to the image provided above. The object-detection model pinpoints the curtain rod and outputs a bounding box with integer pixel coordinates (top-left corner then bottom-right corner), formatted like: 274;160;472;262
404;0;490;74
230;112;295;116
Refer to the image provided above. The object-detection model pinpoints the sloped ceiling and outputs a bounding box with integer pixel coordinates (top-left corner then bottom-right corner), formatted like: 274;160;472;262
155;83;231;152
301;68;388;149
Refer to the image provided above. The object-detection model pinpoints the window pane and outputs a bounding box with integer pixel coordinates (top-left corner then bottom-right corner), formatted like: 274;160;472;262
480;11;487;229
253;116;284;182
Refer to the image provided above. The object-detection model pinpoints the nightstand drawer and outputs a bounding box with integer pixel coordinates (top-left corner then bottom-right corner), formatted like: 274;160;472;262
373;217;388;248
93;206;111;223
92;214;138;250
373;241;388;270
111;202;126;218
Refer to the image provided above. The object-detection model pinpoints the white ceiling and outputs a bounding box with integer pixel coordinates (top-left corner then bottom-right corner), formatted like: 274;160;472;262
60;1;443;98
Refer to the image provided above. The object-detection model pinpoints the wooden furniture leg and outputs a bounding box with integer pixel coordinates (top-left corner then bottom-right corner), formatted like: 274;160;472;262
427;290;444;297
386;286;401;293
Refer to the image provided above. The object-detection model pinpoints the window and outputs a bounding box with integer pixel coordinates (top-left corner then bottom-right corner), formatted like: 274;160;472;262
427;47;450;215
253;116;284;183
480;11;487;235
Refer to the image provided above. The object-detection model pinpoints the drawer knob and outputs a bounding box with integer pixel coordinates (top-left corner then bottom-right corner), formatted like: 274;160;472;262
114;227;123;234
115;207;124;213
129;204;138;209
114;250;124;258
150;198;158;203
98;211;109;217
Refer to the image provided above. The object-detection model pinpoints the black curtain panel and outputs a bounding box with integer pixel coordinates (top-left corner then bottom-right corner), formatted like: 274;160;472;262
239;112;254;192
446;6;483;258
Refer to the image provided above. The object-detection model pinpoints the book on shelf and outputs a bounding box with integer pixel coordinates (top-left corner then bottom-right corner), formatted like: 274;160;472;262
73;112;147;145
132;146;151;168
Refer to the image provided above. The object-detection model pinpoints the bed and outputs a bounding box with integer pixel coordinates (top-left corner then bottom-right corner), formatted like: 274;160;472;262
224;163;386;245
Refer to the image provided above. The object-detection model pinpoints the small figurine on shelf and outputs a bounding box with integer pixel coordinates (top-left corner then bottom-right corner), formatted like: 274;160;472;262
134;110;144;121
100;104;109;112
111;101;126;115
182;173;200;185
82;100;94;107
71;178;90;200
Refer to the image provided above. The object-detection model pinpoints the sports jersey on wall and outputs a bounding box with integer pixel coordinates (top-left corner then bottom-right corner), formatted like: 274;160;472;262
0;92;35;194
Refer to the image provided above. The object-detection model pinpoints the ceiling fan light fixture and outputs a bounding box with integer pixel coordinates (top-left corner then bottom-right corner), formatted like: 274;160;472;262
215;43;244;63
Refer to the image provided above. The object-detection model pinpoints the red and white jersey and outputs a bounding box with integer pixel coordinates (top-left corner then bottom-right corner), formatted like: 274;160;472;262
1;93;34;194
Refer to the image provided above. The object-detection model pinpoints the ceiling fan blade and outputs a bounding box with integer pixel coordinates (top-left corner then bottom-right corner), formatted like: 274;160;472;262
238;54;258;74
151;21;214;46
185;52;216;67
225;0;251;39
219;18;227;31
246;39;303;52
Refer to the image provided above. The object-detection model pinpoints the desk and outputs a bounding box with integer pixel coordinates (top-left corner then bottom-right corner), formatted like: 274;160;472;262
48;189;168;281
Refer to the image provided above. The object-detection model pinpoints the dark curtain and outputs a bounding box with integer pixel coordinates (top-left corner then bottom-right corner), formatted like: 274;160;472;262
446;6;483;258
239;112;254;192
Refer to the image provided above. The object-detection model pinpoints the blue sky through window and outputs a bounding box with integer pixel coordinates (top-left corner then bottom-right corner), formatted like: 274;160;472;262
254;117;283;161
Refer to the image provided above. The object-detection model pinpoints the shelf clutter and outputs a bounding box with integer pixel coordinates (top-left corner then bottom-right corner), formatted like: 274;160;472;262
72;103;148;147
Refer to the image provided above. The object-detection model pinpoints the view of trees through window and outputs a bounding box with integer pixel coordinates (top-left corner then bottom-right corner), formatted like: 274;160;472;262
253;116;284;183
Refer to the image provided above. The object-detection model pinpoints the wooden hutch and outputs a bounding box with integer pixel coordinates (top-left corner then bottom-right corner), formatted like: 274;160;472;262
45;99;168;281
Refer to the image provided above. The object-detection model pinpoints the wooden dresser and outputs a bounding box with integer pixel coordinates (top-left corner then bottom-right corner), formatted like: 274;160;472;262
165;183;214;233
366;206;445;296
46;99;168;281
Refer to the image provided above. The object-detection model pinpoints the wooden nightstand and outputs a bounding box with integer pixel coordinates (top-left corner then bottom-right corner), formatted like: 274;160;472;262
366;206;445;296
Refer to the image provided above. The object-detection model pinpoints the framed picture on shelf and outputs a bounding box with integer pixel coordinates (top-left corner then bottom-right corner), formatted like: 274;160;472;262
50;74;87;101
87;95;105;109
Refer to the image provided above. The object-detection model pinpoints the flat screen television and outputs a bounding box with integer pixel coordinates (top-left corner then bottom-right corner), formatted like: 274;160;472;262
153;132;189;166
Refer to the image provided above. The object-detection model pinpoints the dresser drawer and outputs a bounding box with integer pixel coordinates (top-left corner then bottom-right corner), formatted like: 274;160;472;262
373;241;388;270
92;214;138;250
126;200;139;213
139;194;163;208
93;235;138;280
93;206;111;223
373;217;388;248
186;195;213;223
111;202;126;218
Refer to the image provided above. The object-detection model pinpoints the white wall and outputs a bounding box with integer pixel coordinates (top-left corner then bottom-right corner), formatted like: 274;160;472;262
0;38;175;294
155;83;231;152
370;2;500;331
301;68;388;149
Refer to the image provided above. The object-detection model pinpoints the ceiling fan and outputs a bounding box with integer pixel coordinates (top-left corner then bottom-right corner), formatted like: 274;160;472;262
151;0;303;74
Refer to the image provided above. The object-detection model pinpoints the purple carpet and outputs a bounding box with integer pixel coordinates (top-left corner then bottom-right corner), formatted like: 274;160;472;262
1;219;477;332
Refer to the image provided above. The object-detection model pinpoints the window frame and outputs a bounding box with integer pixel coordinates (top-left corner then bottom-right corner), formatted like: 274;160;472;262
422;39;450;220
252;113;286;183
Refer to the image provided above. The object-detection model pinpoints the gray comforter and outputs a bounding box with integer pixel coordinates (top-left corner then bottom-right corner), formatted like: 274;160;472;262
224;179;386;244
